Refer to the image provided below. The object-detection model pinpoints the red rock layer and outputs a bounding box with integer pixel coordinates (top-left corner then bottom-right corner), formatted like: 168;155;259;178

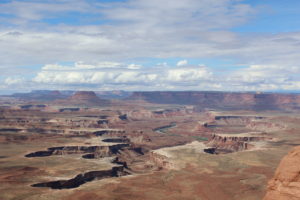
264;146;300;200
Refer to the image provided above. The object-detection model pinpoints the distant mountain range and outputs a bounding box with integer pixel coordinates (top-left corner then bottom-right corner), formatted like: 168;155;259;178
128;91;300;110
4;90;132;101
2;90;300;110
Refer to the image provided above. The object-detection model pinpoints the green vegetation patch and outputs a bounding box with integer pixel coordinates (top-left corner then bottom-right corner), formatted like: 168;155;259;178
192;136;208;141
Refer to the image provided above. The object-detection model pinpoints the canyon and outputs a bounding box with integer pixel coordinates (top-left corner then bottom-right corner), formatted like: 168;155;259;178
0;90;300;200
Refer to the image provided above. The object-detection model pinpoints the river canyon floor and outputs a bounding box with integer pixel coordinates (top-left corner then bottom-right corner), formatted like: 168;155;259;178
1;91;300;200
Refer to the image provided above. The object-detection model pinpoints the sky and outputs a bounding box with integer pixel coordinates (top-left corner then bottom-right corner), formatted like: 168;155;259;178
1;0;300;94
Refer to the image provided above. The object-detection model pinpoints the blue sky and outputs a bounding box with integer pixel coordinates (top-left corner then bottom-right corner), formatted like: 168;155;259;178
235;0;300;33
0;0;300;94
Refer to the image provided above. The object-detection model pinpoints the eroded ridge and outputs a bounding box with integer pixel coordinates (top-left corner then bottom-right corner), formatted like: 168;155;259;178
25;144;129;158
32;166;129;189
200;114;279;153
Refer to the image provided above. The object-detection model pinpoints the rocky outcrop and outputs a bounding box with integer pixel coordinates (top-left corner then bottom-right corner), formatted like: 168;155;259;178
205;134;268;153
50;118;108;128
264;146;300;200
205;115;285;134
149;152;173;169
48;114;126;129
214;116;264;126
206;136;249;153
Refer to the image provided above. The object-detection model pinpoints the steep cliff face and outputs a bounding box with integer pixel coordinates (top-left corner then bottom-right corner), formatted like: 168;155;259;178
264;146;300;200
128;91;300;110
205;131;274;153
206;134;256;153
214;115;264;126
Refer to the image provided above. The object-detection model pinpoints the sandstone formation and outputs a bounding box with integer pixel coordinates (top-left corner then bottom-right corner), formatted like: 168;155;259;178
264;146;300;200
149;152;173;169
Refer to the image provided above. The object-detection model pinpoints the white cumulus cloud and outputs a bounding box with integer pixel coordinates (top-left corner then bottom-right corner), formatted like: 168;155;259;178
4;77;24;85
32;62;214;89
177;60;188;66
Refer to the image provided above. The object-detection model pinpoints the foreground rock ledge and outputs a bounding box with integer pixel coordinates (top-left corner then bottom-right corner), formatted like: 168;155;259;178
264;146;300;200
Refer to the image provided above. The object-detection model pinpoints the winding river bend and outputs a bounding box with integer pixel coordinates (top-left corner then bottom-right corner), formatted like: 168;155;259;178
153;122;177;134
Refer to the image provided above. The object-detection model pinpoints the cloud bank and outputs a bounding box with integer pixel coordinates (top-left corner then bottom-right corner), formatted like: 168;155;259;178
3;61;299;92
0;0;299;92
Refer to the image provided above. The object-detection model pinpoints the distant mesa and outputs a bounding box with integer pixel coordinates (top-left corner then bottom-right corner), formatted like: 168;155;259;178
3;90;300;110
95;90;132;99
9;90;67;101
50;90;62;96
64;91;109;106
4;90;131;101
70;91;101;101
